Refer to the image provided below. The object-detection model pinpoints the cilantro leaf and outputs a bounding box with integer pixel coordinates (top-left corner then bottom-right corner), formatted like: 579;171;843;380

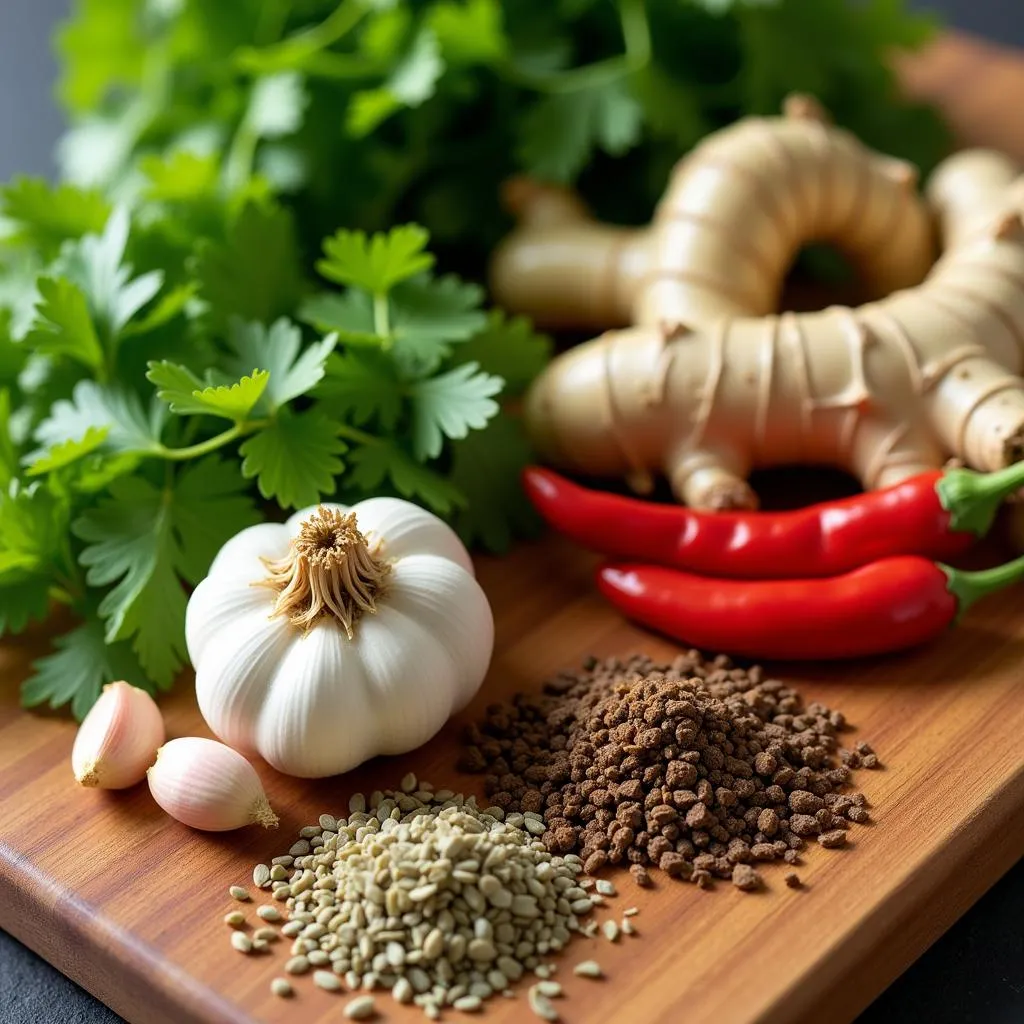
171;455;264;584
21;620;148;721
26;426;109;476
304;275;487;377
316;225;434;294
0;390;18;487
55;207;164;341
224;318;336;410
140;151;220;202
317;350;403;430
239;407;346;509
348;442;465;515
147;361;269;421
73;456;259;685
452;311;552;396
427;0;507;65
409;362;502;460
518;79;643;182
0;577;51;637
24;277;104;371
448;414;541;552
0;177;111;258
194;200;304;333
120;282;196;338
298;291;384;347
32;380;163;461
347;29;444;136
0;483;67;575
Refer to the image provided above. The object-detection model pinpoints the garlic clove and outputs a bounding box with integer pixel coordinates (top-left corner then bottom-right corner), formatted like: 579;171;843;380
146;737;279;831
72;682;165;789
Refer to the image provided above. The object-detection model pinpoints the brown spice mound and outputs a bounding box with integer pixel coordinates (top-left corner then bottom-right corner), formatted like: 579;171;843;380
458;653;878;889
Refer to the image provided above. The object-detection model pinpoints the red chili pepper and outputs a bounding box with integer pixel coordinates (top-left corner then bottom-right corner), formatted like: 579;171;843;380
596;555;1024;661
523;463;1024;579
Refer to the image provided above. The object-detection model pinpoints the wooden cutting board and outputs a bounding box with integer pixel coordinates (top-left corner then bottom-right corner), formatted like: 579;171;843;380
2;31;1024;1024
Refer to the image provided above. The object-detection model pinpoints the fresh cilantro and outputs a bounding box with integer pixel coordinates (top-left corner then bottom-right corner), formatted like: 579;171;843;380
0;577;52;637
317;225;434;295
427;0;507;65
194;201;304;333
317;350;403;430
409;362;502;460
348;442;466;515
452;312;552;396
26;426;109;477
0;177;111;258
73;457;260;685
448;414;541;552
31;380;163;462
240;407;347;509
24;277;104;371
223;318;336;410
147;362;270;421
22;619;148;721
518;80;643;182
55;207;164;343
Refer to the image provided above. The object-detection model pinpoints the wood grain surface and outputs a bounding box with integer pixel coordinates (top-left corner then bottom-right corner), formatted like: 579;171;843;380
2;31;1024;1024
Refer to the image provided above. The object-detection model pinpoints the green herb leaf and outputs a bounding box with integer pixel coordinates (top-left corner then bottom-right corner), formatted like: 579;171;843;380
427;0;507;65
518;80;643;182
452;311;552;396
0;577;52;637
317;350;403;429
24;277;104;371
409;362;502;460
247;72;308;139
55;207;164;341
147;361;269;421
224;318;336;410
348;442;465;514
317;225;434;294
21;619;148;721
239;406;347;509
194;200;304;332
26;426;109;476
1;177;111;258
32;380;163;461
73;456;259;686
448;414;540;552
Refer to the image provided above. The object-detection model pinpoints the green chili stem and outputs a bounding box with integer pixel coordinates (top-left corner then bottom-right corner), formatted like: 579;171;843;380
942;552;1024;617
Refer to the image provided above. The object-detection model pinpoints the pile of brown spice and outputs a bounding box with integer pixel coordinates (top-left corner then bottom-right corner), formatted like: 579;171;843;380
457;652;879;891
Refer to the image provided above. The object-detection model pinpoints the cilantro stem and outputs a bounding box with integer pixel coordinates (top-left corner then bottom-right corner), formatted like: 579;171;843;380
336;423;380;447
502;0;651;94
149;420;268;461
235;0;368;75
373;292;391;342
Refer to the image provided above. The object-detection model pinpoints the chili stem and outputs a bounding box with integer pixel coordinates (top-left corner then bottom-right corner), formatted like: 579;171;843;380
937;460;1024;535
941;552;1024;618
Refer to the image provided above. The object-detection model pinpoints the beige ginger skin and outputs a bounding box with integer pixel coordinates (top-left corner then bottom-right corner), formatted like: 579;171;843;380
490;95;1024;510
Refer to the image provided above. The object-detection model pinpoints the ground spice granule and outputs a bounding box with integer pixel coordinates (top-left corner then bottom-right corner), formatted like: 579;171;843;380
457;652;879;888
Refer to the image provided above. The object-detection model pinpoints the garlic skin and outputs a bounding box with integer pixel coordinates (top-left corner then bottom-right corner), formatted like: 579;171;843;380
147;737;279;831
72;682;165;789
185;498;494;778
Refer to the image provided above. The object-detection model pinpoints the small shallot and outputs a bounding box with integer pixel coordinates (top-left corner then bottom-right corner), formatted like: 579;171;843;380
147;737;279;831
72;682;165;789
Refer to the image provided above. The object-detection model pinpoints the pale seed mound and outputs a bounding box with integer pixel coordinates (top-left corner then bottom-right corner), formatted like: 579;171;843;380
239;779;619;1018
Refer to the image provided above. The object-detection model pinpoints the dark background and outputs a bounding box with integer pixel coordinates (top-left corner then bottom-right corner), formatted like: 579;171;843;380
0;1;1022;1022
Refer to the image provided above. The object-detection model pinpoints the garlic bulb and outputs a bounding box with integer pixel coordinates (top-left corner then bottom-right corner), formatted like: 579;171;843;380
185;498;494;778
147;737;278;831
72;682;165;789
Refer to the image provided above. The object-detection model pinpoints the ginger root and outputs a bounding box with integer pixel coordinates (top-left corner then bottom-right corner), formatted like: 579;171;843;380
490;96;1024;510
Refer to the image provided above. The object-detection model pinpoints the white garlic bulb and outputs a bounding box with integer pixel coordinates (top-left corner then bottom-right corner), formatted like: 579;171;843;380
185;499;494;778
147;737;278;831
72;682;165;789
